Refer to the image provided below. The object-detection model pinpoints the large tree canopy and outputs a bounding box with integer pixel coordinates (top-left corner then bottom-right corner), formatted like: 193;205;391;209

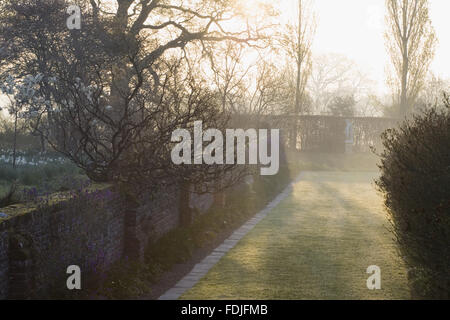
0;0;266;190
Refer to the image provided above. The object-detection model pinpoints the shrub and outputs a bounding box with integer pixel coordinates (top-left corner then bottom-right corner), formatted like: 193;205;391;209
0;165;19;181
376;97;450;299
0;182;20;208
19;168;44;185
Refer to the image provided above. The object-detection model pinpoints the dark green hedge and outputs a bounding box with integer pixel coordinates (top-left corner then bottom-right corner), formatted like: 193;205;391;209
376;97;450;299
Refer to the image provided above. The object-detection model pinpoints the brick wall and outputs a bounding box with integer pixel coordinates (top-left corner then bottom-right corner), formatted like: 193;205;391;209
0;182;210;299
0;193;126;298
0;229;8;298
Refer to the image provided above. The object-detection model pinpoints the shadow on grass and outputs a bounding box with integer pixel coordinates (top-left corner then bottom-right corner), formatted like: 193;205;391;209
182;172;410;300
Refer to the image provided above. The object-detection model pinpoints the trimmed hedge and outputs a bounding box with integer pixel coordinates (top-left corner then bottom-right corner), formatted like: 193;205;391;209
376;97;450;299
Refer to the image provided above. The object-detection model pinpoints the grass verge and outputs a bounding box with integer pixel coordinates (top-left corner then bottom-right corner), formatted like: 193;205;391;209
92;164;301;299
181;171;410;300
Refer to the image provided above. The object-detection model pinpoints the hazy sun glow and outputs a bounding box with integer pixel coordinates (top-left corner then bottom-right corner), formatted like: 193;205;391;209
273;0;450;94
1;0;450;111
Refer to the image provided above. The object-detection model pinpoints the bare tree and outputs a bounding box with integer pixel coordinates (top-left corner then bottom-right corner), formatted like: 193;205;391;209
280;0;316;148
0;0;268;192
205;41;254;113
308;54;371;115
385;0;437;116
0;74;44;168
235;59;291;117
416;72;450;110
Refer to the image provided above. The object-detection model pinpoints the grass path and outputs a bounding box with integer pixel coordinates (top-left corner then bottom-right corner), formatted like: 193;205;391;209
181;171;410;300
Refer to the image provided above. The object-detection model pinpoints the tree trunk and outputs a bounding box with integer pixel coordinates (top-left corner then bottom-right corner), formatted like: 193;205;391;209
400;2;409;117
290;0;304;150
40;133;46;153
400;48;409;116
12;112;18;169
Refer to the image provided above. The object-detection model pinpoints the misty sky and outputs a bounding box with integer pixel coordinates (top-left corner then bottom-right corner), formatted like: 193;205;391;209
1;0;449;110
279;0;450;94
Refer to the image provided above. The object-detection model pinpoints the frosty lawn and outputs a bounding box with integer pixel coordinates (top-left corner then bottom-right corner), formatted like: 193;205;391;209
181;171;410;300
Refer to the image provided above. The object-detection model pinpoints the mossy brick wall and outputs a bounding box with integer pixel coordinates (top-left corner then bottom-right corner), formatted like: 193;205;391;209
137;186;181;245
0;229;8;298
0;194;125;298
0;185;189;299
131;186;213;260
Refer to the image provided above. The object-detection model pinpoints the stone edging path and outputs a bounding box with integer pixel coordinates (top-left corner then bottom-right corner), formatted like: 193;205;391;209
158;172;305;300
